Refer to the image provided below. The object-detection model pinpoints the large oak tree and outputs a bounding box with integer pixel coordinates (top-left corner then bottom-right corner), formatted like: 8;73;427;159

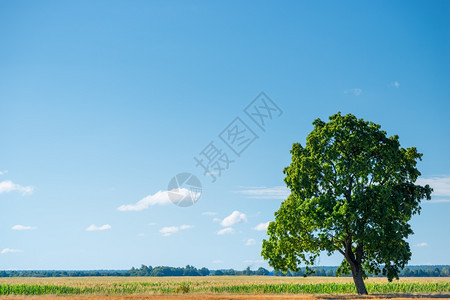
262;113;432;294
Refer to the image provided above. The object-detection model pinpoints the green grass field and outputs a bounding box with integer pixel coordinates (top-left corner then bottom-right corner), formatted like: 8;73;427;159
0;276;449;296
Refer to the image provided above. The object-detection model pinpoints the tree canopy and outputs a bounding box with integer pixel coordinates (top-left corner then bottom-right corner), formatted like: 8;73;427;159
262;112;432;294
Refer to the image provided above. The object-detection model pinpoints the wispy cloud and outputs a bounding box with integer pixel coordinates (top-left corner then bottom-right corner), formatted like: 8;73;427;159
243;259;265;265
0;170;8;176
212;259;223;264
159;225;193;237
344;88;363;96
390;81;400;88
417;176;450;197
417;176;450;203
1;248;23;254
202;211;218;216
221;211;247;227
0;180;34;195
253;222;270;231
236;186;289;200
12;225;36;231
86;224;111;231
217;227;234;235
117;188;200;211
245;238;256;246
415;242;428;247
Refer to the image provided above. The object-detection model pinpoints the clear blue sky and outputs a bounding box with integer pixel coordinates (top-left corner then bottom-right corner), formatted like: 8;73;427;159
1;0;449;270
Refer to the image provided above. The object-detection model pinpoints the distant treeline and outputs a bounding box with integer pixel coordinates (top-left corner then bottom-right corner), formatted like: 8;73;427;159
1;265;449;277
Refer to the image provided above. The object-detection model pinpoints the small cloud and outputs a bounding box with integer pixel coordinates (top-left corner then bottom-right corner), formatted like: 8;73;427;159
159;224;193;237
416;176;450;197
217;227;234;235
236;186;289;200
243;259;265;263
1;248;23;254
391;81;400;88
117;188;200;212
148;222;157;226
180;224;193;230
213;218;221;223
415;242;428;247
0;170;8;176
246;238;257;246
212;259;223;264
221;211;247;227
86;224;111;231
0;180;34;195
253;222;270;231
12;225;36;231
202;211;218;216
425;199;450;203
137;233;146;237
344;88;363;96
117;190;173;211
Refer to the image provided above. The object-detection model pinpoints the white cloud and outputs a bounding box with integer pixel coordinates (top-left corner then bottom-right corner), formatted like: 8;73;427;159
0;170;8;176
12;225;36;230
221;211;247;227
117;188;200;211
243;259;265;264
0;180;34;195
392;81;400;88
159;224;193;237
426;199;450;203
416;176;450;197
253;221;270;231
212;259;224;264
217;227;234;235
180;224;193;230
1;248;23;254
415;242;428;247
86;224;111;231
344;88;363;96
202;211;218;216
213;218;221;223
246;238;256;246
237;186;290;200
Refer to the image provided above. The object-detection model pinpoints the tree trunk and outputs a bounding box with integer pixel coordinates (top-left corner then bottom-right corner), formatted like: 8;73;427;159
350;262;368;295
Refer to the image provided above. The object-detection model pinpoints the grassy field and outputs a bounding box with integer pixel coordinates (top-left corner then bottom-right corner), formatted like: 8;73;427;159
0;276;449;296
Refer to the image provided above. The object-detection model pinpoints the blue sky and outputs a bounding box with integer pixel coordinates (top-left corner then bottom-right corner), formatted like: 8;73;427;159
1;1;449;270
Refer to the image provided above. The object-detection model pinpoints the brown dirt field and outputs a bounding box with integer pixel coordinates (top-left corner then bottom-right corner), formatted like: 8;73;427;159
1;294;450;300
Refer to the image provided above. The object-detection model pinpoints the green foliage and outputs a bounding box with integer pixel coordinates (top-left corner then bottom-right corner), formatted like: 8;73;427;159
175;282;191;293
1;281;449;295
262;113;432;285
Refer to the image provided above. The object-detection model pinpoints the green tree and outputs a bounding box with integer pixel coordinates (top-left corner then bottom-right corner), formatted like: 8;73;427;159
262;113;432;294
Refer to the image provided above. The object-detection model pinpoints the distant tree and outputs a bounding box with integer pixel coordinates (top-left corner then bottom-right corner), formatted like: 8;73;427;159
255;267;270;276
213;270;224;276
262;113;432;294
199;267;210;276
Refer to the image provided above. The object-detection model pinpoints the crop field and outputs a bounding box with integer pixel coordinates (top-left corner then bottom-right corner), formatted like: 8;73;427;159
0;276;449;299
